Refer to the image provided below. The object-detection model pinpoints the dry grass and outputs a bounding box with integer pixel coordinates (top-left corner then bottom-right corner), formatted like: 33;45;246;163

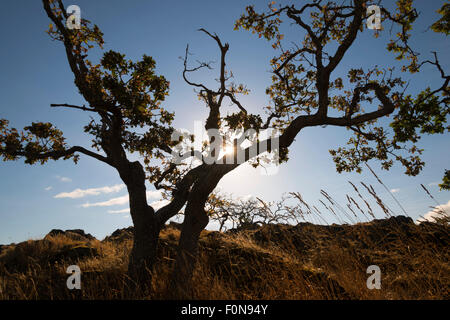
0;213;448;300
0;178;448;300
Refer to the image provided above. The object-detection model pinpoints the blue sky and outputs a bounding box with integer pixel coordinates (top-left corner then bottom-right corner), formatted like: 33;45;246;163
0;0;448;244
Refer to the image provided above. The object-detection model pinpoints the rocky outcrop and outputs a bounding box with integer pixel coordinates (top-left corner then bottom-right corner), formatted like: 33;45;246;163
103;226;134;242
45;229;96;241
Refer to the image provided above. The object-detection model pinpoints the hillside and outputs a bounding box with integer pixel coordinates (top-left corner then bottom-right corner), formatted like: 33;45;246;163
0;216;448;299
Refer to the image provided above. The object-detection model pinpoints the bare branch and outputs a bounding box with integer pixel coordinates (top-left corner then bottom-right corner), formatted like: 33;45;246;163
50;103;97;112
12;144;112;166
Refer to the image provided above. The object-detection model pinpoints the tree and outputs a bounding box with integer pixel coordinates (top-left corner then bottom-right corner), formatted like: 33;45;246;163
1;0;178;286
439;170;450;191
169;0;448;294
207;192;305;231
0;0;448;296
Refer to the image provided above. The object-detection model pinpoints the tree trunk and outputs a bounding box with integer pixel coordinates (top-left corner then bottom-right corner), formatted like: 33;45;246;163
127;204;159;290
119;161;160;291
169;201;209;298
167;166;230;297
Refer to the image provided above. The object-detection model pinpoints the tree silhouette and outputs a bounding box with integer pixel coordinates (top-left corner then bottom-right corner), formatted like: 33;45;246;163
0;0;448;295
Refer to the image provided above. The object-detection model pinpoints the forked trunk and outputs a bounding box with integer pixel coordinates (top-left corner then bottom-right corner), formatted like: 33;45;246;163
168;167;227;297
169;202;209;298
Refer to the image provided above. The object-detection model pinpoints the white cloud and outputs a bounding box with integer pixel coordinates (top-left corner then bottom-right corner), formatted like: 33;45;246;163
146;190;163;199
107;208;130;214
82;194;129;208
237;194;256;202
55;184;125;199
56;175;72;183
45;186;53;191
81;190;162;208
417;200;450;223
106;197;169;214
428;182;439;186
390;188;400;193
150;199;170;210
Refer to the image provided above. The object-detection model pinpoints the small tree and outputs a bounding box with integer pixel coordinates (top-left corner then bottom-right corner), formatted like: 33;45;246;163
207;192;303;231
0;0;448;295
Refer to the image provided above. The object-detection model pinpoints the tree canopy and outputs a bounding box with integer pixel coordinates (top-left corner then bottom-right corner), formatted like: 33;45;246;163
0;0;448;290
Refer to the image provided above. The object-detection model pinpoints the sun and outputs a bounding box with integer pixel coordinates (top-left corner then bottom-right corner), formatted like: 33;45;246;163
224;145;234;155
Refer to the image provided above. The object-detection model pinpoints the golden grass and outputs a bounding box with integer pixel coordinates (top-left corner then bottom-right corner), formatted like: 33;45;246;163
0;215;448;300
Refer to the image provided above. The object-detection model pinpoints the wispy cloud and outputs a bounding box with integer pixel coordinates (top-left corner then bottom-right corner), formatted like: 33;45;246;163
390;188;400;193
106;197;169;214
428;182;439;187
81;190;162;208
237;194;256;202
417;200;450;223
82;194;129;208
56;175;72;183
150;199;170;210
44;186;53;191
55;184;125;199
107;208;130;214
147;190;163;199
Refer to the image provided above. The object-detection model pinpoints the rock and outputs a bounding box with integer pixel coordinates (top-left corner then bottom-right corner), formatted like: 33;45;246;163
103;227;134;242
392;215;414;225
372;215;414;228
46;229;96;241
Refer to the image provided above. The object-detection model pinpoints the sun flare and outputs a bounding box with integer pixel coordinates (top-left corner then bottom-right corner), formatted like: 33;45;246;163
224;145;234;155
